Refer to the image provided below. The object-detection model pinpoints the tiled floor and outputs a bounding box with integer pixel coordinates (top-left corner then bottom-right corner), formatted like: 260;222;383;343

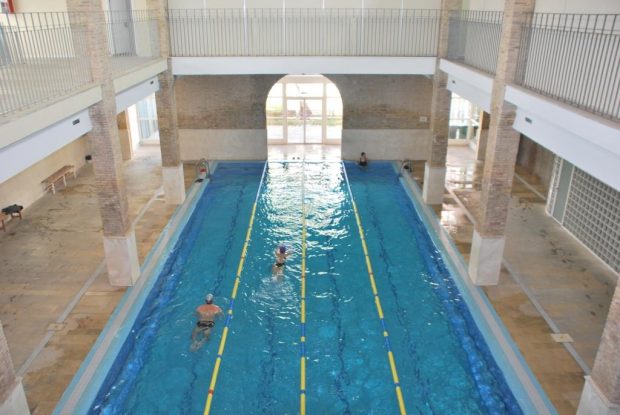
0;143;616;414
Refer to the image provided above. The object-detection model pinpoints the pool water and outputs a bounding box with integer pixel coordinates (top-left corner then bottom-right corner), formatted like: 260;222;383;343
91;161;522;414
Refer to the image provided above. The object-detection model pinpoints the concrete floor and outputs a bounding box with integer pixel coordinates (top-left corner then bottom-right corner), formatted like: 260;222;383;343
0;142;616;414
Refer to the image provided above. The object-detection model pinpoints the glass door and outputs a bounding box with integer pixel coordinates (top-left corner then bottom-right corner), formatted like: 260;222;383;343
304;98;323;144
285;98;323;144
287;99;305;144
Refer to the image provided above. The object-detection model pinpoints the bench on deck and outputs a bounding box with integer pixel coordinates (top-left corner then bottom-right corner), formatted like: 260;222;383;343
0;205;23;232
41;165;76;194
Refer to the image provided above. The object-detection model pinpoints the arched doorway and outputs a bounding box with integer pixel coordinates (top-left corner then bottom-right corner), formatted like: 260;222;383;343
266;74;342;159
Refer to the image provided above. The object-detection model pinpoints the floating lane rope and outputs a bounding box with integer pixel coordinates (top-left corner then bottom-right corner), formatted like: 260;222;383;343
203;162;268;415
299;162;308;415
341;162;408;415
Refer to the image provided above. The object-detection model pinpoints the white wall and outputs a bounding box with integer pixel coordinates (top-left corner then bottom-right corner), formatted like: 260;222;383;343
13;0;67;12
341;129;431;160
13;0;620;14
179;129;267;160
127;104;142;149
464;0;620;13
0;137;89;210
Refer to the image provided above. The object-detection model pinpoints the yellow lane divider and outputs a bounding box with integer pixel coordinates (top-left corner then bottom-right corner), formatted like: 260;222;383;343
203;162;268;415
299;162;307;415
341;162;408;415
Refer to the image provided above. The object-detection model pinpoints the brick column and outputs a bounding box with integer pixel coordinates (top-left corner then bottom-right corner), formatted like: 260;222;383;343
0;323;29;414
475;111;490;161
423;0;462;204
69;0;140;286
468;0;535;285
578;283;620;414
149;0;185;204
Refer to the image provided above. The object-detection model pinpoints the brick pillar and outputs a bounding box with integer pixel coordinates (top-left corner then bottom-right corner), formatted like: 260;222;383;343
578;283;620;414
0;323;29;414
423;0;462;204
475;111;490;161
468;0;535;285
149;0;185;204
69;0;140;286
118;112;134;161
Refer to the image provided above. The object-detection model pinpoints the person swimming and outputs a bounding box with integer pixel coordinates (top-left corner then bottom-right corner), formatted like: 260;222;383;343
191;293;223;351
359;152;368;167
273;245;290;274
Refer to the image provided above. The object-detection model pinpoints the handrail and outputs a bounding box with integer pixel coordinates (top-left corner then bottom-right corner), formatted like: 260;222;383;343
169;8;440;57
195;159;210;181
447;10;504;75
515;12;620;121
202;161;268;415
341;162;407;415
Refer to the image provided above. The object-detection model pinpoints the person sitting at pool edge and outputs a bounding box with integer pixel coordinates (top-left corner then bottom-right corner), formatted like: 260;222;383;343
191;293;223;351
273;245;290;273
359;152;368;167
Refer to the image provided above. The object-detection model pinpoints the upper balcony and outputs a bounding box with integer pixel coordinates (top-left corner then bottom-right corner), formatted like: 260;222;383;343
1;7;619;124
0;10;163;119
447;10;620;122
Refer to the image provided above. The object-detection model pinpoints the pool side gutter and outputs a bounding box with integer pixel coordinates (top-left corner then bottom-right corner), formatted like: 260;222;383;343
395;163;557;415
53;165;218;415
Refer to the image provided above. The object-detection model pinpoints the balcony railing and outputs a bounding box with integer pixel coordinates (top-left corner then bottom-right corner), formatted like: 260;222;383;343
104;9;161;74
0;12;91;117
515;13;620;121
447;10;503;75
0;10;161;118
169;8;440;57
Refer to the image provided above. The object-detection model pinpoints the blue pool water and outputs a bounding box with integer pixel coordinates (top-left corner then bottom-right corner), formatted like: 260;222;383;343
90;161;522;414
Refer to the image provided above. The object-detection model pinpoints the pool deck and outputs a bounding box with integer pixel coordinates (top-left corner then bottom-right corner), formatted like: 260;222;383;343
411;145;617;415
0;143;616;414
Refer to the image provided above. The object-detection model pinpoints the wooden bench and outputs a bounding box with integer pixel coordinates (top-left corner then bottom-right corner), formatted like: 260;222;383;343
42;165;76;194
0;209;22;232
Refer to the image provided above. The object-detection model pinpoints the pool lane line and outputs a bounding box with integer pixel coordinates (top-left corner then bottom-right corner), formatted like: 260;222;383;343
341;162;408;415
203;162;268;415
299;162;308;415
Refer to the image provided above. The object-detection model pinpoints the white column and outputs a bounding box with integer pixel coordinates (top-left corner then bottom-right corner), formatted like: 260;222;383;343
103;230;141;286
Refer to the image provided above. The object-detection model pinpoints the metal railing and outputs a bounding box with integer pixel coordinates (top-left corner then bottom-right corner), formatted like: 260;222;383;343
104;9;161;74
169;8;440;57
447;10;503;75
516;13;620;121
0;12;92;116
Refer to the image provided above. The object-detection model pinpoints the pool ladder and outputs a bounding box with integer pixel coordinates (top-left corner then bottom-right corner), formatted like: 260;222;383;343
400;159;413;176
195;159;210;182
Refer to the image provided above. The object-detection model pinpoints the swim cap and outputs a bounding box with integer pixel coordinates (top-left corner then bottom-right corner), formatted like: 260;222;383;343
279;245;286;254
205;294;214;304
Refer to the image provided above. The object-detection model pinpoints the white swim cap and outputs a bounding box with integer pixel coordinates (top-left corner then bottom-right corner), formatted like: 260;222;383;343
205;294;214;304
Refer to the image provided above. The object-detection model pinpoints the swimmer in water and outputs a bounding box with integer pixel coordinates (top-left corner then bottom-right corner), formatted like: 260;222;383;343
272;245;290;275
191;293;223;351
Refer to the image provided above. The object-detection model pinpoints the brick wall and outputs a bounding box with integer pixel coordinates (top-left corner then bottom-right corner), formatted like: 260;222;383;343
175;75;283;129
175;74;433;130
326;75;432;130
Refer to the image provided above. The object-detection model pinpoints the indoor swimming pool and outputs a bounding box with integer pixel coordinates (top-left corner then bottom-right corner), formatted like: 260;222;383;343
61;161;538;414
